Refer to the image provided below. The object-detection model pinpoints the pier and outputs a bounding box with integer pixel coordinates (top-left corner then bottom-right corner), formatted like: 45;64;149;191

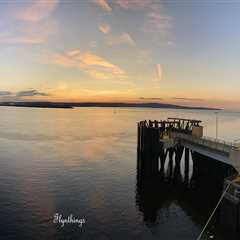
137;118;240;235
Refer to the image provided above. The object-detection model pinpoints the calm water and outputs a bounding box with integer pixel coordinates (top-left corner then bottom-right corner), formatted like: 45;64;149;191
0;107;240;240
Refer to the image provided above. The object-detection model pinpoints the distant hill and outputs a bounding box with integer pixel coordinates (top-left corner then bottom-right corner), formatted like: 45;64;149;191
0;101;222;110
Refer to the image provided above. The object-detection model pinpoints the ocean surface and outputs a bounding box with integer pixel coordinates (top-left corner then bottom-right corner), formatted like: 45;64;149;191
0;107;240;240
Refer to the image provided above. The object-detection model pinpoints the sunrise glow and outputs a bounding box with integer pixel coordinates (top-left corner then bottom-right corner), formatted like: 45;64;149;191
1;0;240;109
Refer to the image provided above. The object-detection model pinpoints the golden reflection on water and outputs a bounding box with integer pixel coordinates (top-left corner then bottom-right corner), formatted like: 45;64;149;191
1;107;240;239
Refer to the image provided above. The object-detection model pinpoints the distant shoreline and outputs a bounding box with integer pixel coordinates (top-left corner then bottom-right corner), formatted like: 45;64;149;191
0;102;222;111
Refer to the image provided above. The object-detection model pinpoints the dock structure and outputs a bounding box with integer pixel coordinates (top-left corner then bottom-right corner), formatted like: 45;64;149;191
137;118;240;178
137;118;240;233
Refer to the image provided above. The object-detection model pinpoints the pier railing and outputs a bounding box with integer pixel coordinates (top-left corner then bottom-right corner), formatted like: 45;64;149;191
171;132;238;154
138;120;240;154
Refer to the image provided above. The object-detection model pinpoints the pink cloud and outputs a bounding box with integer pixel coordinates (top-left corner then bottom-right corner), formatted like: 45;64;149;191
99;23;111;34
15;0;59;22
116;0;151;9
108;32;135;46
94;0;112;12
1;0;59;45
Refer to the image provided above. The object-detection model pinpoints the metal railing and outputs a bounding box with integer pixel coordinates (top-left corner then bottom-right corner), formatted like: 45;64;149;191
139;120;240;153
171;132;238;153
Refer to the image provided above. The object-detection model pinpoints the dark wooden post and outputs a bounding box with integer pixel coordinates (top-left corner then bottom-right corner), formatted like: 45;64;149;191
175;145;184;167
168;148;174;179
173;145;183;183
137;121;161;178
137;122;140;151
190;151;199;184
143;125;151;177
149;127;160;177
159;147;165;176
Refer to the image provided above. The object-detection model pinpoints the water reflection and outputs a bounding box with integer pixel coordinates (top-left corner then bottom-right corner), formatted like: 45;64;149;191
136;149;238;239
1;107;240;239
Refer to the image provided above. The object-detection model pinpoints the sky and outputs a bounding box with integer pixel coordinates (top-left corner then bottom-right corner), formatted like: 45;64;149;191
0;0;240;109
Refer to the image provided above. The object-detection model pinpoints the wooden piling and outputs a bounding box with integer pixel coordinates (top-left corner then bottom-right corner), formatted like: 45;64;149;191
137;118;240;232
168;148;174;179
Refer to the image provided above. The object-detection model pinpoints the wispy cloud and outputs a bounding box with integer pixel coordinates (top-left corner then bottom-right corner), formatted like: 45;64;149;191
0;89;49;101
93;0;172;44
144;8;173;36
116;0;173;43
107;32;135;46
0;91;12;96
80;52;124;73
0;35;44;44
1;0;58;45
99;23;111;34
0;21;57;45
94;0;151;12
156;64;162;81
48;49;126;80
16;90;49;97
116;0;151;10
15;0;58;22
94;0;112;12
